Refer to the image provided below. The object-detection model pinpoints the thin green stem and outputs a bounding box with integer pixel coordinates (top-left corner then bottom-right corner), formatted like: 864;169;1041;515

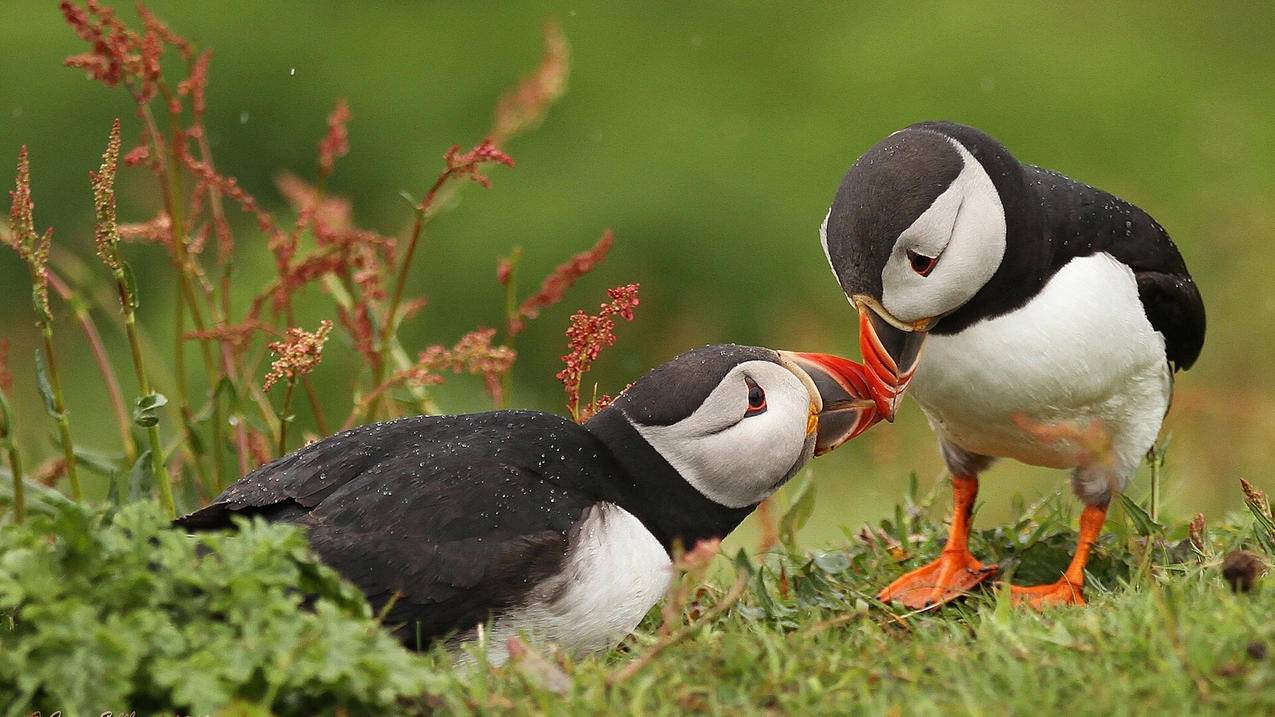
47;271;136;463
498;248;522;409
141;100;227;494
1148;445;1162;524
39;328;81;502
5;444;22;523
117;279;176;518
365;206;427;421
300;375;330;436
277;380;296;457
1;390;23;522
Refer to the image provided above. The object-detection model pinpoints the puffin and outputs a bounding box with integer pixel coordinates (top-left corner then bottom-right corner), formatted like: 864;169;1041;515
819;121;1205;607
177;344;882;661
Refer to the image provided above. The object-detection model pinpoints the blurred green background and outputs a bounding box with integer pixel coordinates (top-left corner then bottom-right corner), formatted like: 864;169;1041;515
1;1;1272;548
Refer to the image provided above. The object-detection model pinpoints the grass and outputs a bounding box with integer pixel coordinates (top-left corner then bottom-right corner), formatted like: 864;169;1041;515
397;476;1274;716
3;464;1271;715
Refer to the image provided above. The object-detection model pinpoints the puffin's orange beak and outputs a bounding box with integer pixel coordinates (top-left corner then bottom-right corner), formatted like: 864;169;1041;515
784;352;881;455
855;300;929;422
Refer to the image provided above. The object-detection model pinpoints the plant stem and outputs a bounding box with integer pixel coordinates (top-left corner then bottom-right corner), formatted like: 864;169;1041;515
220;340;252;478
1;390;23;522
498;248;522;409
39;327;81;502
141;99;227;494
300;375;330;436
366;171;461;422
1148;445;1161;524
47;270;136;462
5;443;22;523
117;275;176;518
365;206;427;421
277;380;296;456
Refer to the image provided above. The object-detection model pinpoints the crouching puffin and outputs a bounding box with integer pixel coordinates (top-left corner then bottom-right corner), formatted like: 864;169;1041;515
177;344;881;660
820;121;1205;607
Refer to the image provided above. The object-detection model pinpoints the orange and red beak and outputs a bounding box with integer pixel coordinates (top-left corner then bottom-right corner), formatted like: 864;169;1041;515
782;352;882;455
856;301;928;422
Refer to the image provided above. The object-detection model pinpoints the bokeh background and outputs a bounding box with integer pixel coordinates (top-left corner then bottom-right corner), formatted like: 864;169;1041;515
1;1;1272;548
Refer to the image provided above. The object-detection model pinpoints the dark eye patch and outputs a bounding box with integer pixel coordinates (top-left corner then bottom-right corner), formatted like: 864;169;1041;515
744;376;767;416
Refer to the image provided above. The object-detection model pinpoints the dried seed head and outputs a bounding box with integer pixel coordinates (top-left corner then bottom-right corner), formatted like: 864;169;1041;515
318;99;351;177
8;147;52;318
513;230;614;336
491;20;570;143
1188;512;1207;553
263;320;333;391
177;49;213;118
118;212;172;248
557;283;640;420
436;139;515;195
1241;478;1272;519
8;146;35;261
138;2;194;61
1221;550;1265;593
578;394;613;423
91;119;123;272
496;256;516;287
31;229;52;319
184;320;264;356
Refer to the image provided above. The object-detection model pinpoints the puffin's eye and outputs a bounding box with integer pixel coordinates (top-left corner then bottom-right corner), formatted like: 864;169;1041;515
907;249;938;277
744;376;767;416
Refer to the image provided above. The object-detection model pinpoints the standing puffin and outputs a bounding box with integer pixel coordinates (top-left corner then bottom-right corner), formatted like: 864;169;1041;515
820;121;1205;607
177;344;880;660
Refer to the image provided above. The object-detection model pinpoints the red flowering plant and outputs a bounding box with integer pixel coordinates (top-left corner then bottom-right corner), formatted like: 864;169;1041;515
0;3;638;522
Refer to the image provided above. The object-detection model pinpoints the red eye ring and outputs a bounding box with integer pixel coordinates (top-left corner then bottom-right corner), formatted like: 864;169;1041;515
745;376;767;415
907;249;938;277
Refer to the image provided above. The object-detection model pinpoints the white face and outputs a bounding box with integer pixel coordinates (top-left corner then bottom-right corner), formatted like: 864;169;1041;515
633;360;816;509
821;138;1008;324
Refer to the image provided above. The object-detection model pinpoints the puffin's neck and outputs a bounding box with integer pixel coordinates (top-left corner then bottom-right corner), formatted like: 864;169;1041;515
585;407;754;555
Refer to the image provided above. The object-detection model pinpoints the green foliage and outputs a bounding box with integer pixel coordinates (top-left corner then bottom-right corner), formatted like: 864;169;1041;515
0;501;432;716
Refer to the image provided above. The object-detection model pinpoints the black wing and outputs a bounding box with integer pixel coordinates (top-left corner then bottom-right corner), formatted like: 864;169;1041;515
176;410;616;646
1028;165;1206;371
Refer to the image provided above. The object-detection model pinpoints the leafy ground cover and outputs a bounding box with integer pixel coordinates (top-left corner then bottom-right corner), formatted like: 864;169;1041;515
3;469;1272;715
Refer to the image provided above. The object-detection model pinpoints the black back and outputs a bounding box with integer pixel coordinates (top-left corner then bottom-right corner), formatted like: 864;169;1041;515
177;411;624;645
176;397;763;647
1026;164;1206;370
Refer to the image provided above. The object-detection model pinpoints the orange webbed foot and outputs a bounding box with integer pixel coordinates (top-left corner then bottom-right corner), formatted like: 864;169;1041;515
878;550;999;609
1009;578;1086;608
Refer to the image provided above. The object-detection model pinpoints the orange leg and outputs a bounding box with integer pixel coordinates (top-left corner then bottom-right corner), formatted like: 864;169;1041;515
877;474;998;608
1010;502;1108;607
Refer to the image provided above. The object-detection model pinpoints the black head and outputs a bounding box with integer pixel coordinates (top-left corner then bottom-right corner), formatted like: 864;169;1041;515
820;121;1050;418
592;344;880;509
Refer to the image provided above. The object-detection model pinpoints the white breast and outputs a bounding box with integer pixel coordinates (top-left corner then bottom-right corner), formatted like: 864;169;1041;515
471;502;672;665
910;253;1171;487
